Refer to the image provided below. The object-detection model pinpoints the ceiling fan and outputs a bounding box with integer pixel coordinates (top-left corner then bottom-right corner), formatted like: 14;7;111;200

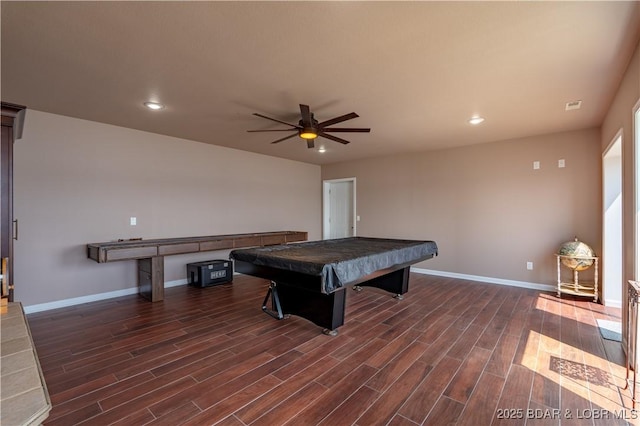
247;104;370;149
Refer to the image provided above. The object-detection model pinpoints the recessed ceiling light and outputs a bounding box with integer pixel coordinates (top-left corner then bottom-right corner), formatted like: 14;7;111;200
468;116;485;125
318;147;326;153
144;101;164;110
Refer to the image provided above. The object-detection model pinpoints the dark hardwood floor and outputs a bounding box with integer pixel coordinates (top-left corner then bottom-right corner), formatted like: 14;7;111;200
26;273;635;425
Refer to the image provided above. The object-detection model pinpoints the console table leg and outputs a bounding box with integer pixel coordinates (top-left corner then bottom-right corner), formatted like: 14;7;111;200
138;256;164;302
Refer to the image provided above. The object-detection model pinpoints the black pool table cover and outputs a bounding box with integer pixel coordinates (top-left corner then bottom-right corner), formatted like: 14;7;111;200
230;237;438;294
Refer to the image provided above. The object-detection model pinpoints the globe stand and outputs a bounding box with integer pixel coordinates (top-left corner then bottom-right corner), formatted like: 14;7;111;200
555;254;599;303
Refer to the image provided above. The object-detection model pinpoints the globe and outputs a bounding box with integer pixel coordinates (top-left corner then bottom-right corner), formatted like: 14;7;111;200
558;238;595;271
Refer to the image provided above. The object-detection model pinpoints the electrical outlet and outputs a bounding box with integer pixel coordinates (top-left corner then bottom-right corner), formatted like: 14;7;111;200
526;261;533;270
130;217;137;226
533;161;540;170
558;159;565;168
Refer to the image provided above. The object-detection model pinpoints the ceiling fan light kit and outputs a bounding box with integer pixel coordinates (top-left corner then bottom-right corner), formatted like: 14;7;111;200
248;104;370;149
299;128;317;140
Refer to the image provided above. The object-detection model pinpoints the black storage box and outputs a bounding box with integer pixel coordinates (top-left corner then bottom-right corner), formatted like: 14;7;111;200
187;259;232;287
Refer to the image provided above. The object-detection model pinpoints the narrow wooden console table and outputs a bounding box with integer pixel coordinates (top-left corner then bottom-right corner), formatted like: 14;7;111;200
87;231;307;302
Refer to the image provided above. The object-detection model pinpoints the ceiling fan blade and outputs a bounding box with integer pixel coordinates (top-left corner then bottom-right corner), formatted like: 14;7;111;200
319;132;350;145
253;113;299;128
299;104;313;127
322;127;371;133
317;112;359;128
247;129;298;132
307;139;315;149
270;133;299;144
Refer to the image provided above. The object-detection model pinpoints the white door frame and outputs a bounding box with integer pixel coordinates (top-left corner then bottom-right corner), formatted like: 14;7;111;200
635;100;640;282
323;177;356;240
602;131;623;307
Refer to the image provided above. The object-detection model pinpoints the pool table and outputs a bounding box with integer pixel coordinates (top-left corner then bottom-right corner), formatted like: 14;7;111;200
230;237;438;335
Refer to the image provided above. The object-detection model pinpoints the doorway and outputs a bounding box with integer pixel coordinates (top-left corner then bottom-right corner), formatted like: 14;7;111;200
323;178;356;239
603;133;623;307
636;105;640;281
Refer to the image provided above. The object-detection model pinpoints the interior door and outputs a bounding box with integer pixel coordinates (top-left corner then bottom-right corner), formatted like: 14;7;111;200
323;178;355;239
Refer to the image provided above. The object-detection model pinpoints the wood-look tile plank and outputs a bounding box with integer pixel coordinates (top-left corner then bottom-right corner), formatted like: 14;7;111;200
284;364;378;425
150;349;236;382
79;375;197;424
180;375;282;426
44;352;134;395
147;334;232;374
250;381;328;426
271;334;351;380
144;402;201;426
316;385;380;426
366;329;422;369
485;332;521;378
446;324;484;360
366;341;429;392
189;347;276;383
443;346;492;403
191;350;297;410
105;408;156;426
147;352;275;418
44;372;156;422
492;364;534;426
531;371;561;412
213;415;246;426
235;356;340;424
99;373;197;412
397;355;460;423
49;373;118;405
338;322;393;348
422;396;465;426
356;360;432;426
42;402;103;426
456;371;505;426
416;313;457;344
315;338;388;388
387;414;421;426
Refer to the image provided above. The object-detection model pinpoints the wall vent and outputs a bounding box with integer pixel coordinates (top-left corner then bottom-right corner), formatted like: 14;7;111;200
565;100;582;111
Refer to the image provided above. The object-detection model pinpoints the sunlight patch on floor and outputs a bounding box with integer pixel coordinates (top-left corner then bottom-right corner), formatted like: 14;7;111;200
520;293;638;425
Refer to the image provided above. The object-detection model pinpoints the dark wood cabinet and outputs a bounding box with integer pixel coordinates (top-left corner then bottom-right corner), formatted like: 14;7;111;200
1;102;26;303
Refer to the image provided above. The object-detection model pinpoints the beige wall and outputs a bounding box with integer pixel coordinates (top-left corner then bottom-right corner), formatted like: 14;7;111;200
322;128;602;286
602;38;640;292
14;110;321;307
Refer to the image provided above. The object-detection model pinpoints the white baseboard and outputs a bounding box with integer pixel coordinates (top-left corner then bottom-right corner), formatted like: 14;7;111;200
166;278;188;288
23;269;601;314
603;298;622;309
410;267;557;293
23;278;190;314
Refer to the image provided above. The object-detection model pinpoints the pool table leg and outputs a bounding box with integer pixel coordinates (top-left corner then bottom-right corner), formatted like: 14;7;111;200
261;281;346;334
262;281;284;320
354;267;410;299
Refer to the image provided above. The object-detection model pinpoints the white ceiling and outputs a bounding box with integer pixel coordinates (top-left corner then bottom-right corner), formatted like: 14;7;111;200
2;1;639;165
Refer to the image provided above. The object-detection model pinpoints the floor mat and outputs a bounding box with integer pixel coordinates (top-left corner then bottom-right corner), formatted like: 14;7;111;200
596;319;622;342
